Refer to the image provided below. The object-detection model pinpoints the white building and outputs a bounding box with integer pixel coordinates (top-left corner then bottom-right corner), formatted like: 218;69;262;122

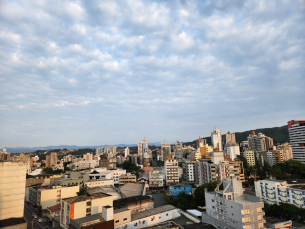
288;120;305;163
73;160;99;170
254;178;305;208
124;147;130;158
138;137;149;165
96;147;104;156
225;143;240;161
203;177;266;229
0;161;27;221
90;168;126;185
114;205;180;229
174;141;183;162
165;159;179;185
211;127;223;151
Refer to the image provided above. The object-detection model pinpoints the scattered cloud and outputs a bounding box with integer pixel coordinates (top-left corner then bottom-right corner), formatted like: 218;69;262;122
0;0;304;147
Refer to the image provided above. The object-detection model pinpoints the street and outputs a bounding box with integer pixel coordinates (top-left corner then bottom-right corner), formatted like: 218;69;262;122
24;203;50;229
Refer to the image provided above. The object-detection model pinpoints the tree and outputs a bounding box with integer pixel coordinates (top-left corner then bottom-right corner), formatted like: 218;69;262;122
42;167;53;174
77;184;88;196
194;181;220;207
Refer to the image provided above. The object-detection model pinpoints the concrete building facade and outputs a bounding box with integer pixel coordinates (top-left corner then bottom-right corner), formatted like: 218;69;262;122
138;138;148;165
165;159;179;185
288;120;305;163
161;140;171;161
211;127;223;151
204;177;266;229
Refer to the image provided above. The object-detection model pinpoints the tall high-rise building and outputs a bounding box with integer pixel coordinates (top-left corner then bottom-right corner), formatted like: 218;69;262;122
211;127;222;151
165;159;179;185
124;147;130;158
138;137;148;165
0;160;27;228
161;140;171;161
96;147;104;156
45;155;51;167
288;120;305;163
174;141;183;161
225;131;236;144
197;137;207;148
50;152;58;166
225;142;240;161
247;132;274;151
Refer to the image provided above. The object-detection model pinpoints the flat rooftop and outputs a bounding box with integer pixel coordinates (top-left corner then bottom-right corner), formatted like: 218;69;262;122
113;195;153;209
72;213;103;224
86;179;113;183
63;193;111;203
87;186;121;199
131;205;176;221
289;185;305;190
114;208;130;214
120;183;145;197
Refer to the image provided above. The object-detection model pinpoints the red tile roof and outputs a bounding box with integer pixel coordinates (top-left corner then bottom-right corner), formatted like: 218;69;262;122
47;204;61;212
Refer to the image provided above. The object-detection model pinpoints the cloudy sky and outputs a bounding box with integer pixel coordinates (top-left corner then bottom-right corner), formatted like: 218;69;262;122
0;0;304;148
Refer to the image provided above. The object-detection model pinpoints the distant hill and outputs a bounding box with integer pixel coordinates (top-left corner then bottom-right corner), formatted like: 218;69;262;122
4;125;289;153
185;125;289;146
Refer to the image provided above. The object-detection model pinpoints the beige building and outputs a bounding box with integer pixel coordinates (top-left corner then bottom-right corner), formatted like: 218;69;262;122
248;132;274;151
242;150;256;167
29;185;79;210
119;174;137;185
85;179;114;188
182;160;199;183
83;153;93;161
149;170;163;187
165;159;179;185
60;193;113;228
114;208;132;227
226;131;236;144
124;147;130;158
0;161;27;221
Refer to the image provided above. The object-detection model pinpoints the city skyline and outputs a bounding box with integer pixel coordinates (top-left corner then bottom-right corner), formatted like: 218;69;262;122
1;0;304;147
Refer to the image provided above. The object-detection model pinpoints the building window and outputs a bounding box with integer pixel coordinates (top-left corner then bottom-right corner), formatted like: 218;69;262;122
115;220;119;223
124;218;127;221
166;214;168;216
134;223;137;226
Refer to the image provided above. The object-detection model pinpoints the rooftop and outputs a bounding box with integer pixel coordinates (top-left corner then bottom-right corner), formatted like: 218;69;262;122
47;204;61;212
63;193;111;203
114;208;130;214
113;195;153;209
289;185;305;190
72;213;103;225
85;179;113;183
131;205;176;221
120;183;145;197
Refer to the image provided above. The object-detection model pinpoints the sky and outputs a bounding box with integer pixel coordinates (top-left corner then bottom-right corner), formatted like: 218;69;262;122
0;0;304;148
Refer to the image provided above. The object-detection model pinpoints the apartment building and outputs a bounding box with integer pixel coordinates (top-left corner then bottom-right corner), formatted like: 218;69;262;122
255;178;305;208
83;153;93;161
242;150;256;167
174;141;183;162
85;179;114;188
219;161;245;182
248;132;274;152
0;160;27;229
225;131;236;144
96;147;104;156
225;142;240;161
60;193;113;228
203;177;266;229
182;160;199;183
266;148;293;166
50;152;58;166
277;143;293;161
161;140;171;161
288;120;305;163
165;159;179;185
149;170;163;188
29;185;79;210
211;127;223;151
119;174;137;185
124;147;130;158
138;137;149;165
99;156;110;169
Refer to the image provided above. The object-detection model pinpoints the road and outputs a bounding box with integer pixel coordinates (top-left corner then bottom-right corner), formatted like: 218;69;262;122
24;203;50;229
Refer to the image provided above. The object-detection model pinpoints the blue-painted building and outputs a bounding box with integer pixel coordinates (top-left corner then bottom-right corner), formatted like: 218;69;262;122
169;185;192;196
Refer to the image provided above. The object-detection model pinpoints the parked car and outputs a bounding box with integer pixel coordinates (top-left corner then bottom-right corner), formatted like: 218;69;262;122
38;218;43;223
32;213;37;218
